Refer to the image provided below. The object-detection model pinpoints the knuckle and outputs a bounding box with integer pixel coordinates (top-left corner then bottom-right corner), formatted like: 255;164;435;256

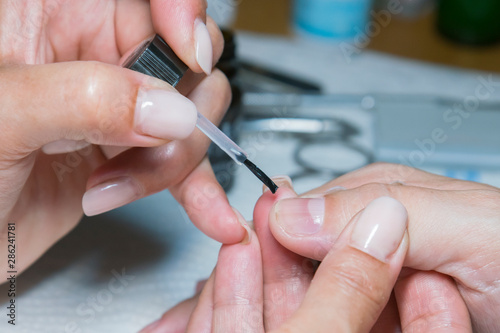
327;182;404;230
76;63;123;112
72;62;134;138
355;183;401;203
364;162;416;183
77;61;109;110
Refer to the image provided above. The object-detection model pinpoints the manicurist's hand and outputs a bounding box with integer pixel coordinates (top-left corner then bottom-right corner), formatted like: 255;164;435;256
0;0;246;276
140;178;411;333
269;163;495;331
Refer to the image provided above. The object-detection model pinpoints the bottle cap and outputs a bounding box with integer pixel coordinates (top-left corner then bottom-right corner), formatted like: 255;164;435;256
122;35;188;87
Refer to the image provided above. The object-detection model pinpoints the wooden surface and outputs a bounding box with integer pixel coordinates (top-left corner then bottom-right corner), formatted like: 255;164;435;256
231;0;500;73
232;0;292;35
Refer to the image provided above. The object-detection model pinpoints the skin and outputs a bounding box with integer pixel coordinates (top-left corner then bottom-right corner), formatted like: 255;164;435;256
0;0;245;276
143;182;412;332
146;170;481;332
0;2;493;330
269;163;498;332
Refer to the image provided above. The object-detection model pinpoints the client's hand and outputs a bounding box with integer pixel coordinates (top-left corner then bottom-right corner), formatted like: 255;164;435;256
140;179;410;332
269;164;495;331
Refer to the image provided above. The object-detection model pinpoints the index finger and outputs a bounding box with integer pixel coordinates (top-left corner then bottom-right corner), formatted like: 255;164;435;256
254;178;315;330
150;0;218;75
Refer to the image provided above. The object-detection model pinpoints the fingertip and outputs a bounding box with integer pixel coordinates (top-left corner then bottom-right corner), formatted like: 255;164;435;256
231;207;252;245
290;198;409;331
206;16;224;63
151;0;215;74
198;203;247;245
349;196;408;263
256;175;296;215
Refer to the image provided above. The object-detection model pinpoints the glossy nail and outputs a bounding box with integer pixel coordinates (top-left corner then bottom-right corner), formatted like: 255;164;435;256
135;89;197;140
350;196;408;262
82;178;142;216
194;18;213;75
275;198;325;236
42;139;91;155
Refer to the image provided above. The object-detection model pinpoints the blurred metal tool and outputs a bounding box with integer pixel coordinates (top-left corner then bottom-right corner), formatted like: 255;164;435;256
239;92;374;180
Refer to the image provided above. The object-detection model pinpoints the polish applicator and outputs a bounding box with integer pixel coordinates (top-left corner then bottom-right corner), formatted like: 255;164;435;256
123;35;278;194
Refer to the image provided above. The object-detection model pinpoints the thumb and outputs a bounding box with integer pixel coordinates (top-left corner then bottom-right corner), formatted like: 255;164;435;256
275;197;408;333
1;62;197;157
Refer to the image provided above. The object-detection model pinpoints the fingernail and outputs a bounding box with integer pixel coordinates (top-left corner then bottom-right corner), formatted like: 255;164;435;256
232;207;252;245
135;89;197;140
82;177;143;216
139;319;160;333
194;18;213;75
42;139;91;155
350;196;408;262
275;198;325;236
263;175;292;193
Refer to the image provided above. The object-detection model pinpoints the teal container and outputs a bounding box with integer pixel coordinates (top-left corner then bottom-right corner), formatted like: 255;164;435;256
294;0;374;39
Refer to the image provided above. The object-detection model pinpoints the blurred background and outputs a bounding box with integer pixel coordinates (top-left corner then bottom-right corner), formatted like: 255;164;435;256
205;0;500;193
3;1;500;332
211;0;500;72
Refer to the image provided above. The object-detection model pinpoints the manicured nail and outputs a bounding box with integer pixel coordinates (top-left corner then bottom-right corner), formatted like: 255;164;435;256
42;139;91;155
82;177;143;216
275;198;325;236
232;207;252;244
350;196;408;262
135;89;197;140
263;175;292;193
139;319;160;333
194;18;213;75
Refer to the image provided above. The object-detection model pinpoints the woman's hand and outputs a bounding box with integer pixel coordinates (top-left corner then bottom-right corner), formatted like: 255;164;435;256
141;179;411;332
268;163;497;332
0;0;246;276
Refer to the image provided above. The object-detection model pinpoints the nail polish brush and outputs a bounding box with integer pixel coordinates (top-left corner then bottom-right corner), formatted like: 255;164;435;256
123;35;278;194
